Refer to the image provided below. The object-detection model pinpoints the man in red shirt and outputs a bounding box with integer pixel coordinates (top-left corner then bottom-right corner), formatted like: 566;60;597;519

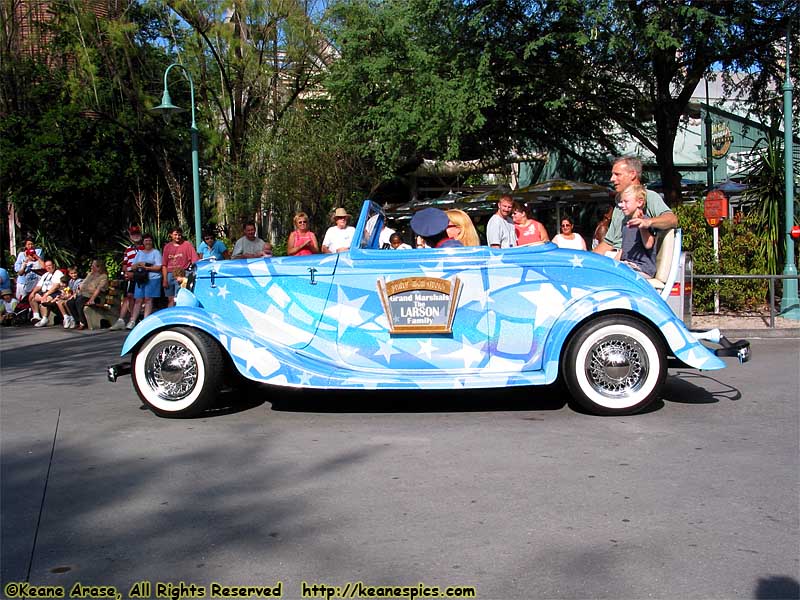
162;227;199;307
110;226;144;330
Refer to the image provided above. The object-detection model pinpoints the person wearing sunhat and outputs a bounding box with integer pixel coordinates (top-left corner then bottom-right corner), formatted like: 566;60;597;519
321;207;356;253
411;208;463;249
0;288;18;325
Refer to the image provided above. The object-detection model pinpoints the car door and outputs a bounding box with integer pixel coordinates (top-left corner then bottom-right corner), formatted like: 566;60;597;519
199;254;336;349
329;245;491;372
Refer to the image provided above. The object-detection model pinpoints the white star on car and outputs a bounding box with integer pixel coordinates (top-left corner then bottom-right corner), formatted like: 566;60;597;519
374;339;400;363
445;336;485;368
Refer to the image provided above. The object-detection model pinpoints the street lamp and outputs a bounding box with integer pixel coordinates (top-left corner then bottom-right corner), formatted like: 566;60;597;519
152;63;202;248
779;25;799;319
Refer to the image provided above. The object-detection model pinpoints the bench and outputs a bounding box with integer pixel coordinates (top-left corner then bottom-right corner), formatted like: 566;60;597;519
84;280;121;329
647;228;681;300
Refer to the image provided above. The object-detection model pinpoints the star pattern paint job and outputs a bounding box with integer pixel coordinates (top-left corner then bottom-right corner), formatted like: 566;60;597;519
374;339;399;363
121;200;733;395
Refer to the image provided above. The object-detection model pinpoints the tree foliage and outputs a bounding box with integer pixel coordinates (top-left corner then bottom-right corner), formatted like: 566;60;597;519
325;0;799;200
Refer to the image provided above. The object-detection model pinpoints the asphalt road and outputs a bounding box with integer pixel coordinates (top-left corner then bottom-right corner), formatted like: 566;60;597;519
1;326;798;600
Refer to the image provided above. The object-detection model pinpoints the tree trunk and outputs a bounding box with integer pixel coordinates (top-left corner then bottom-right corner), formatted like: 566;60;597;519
652;106;683;206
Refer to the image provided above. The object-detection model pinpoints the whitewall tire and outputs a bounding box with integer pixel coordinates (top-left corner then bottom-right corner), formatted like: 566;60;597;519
132;327;224;418
562;316;666;415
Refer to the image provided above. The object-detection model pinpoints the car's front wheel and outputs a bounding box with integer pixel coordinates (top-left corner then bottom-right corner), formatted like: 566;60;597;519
132;327;224;418
562;315;666;415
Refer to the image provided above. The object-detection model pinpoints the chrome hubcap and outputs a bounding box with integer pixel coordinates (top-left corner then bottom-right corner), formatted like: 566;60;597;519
585;335;648;397
144;342;198;401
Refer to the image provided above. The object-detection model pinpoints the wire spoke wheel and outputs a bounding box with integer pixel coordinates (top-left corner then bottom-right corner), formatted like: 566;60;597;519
144;341;200;401
585;334;649;397
563;316;666;415
133;327;223;417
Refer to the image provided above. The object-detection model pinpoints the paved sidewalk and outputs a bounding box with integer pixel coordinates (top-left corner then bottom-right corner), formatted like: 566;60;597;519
691;313;800;338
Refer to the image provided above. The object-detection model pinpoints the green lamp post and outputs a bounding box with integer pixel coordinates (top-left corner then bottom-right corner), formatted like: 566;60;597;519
779;25;799;319
152;63;202;248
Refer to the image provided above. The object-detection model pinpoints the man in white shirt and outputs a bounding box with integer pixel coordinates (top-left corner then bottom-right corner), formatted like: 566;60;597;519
30;260;64;327
322;208;356;253
486;194;517;248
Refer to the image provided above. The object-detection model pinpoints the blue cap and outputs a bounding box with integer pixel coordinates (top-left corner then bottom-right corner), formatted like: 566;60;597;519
411;208;449;237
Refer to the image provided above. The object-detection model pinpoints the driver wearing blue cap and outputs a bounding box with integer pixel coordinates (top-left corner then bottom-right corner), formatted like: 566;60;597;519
411;208;463;249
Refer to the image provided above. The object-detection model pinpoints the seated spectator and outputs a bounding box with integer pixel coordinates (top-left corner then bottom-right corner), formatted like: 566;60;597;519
0;288;18;325
197;230;230;260
389;232;412;249
411;208;463;248
14;237;45;301
445;209;481;246
67;259;109;330
127;233;162;329
512;202;549;245
552;216;587;250
232;222;265;259
30;260;64;327
55;265;83;329
287;213;319;255
618;184;656;277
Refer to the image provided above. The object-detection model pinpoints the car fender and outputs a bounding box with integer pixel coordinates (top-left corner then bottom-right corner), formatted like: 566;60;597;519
120;294;342;388
540;288;726;382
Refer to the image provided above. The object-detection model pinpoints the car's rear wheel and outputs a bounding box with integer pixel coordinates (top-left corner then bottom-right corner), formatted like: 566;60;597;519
562;315;666;415
132;327;224;418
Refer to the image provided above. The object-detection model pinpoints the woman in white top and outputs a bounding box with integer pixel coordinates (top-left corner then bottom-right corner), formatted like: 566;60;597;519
552;216;587;250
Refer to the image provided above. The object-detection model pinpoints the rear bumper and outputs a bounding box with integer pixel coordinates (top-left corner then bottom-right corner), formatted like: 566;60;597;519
107;362;131;382
713;336;751;363
690;328;751;364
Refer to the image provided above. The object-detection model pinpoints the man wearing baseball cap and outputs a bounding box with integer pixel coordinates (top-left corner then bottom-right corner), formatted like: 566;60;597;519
110;225;144;330
411;208;463;249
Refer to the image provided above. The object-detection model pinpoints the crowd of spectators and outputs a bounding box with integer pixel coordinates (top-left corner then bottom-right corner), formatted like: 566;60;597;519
8;156;673;331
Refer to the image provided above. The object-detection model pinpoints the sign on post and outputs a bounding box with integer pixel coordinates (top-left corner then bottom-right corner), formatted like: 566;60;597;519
704;190;728;228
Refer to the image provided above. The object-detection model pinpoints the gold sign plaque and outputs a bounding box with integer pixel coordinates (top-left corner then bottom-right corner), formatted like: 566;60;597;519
711;121;734;158
378;277;461;334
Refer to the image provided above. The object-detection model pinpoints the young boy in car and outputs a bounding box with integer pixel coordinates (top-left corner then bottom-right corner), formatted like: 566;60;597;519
618;184;656;277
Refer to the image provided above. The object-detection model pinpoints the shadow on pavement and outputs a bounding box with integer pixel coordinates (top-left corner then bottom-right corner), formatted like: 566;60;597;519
230;382;569;415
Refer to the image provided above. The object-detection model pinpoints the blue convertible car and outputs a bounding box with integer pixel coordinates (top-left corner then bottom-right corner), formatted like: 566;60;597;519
110;201;749;417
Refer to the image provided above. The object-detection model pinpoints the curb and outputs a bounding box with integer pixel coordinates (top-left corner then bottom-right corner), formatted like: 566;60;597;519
712;328;800;340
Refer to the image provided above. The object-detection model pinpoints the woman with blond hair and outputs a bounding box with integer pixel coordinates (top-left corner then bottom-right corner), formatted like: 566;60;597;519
287;212;319;256
445;209;480;246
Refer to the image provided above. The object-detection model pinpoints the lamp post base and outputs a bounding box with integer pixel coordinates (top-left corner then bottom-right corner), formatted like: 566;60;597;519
779;274;800;320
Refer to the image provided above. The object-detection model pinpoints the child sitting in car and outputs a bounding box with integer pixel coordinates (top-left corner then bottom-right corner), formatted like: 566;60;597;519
618;184;656;277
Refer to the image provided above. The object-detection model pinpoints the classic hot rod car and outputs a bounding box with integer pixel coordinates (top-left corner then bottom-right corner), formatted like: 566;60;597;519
109;201;749;417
